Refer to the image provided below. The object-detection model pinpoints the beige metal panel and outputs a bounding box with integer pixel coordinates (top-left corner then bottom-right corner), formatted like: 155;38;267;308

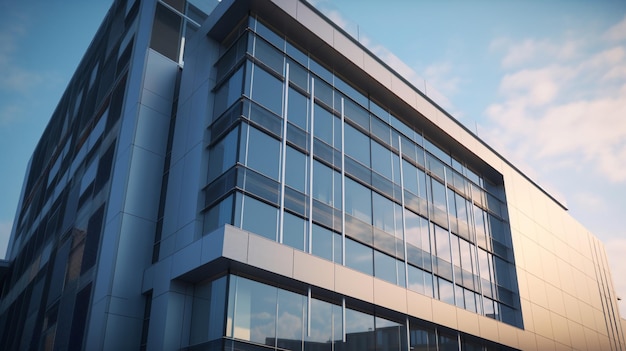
334;265;374;304
332;30;364;70
406;289;433;322
520;238;544;281
541;247;561;285
292;249;335;291
497;322;521;350
531;303;555;339
562;292;583;324
567;320;587;350
578;302;598;331
527;273;550;310
430;299;458;330
373;279;407;313
583;327;602;351
556;258;577;295
517;328;538;351
550;311;572;347
520;298;535;333
390;75;418;112
546;283;567;318
362;54;392;91
247;234;294;278
295;2;333;46
535;334;558;351
515;269;530;301
455;309;480;337
477;316;500;344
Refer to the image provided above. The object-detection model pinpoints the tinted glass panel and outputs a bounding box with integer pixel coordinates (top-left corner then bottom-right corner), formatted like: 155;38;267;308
241;195;277;240
345;238;373;275
251;66;283;116
345;178;372;224
247;127;280;180
287;88;309;131
283;212;306;251
345;124;370;166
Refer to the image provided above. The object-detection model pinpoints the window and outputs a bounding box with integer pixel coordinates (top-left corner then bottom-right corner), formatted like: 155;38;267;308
283;212;307;251
240;195;278;241
313;104;334;146
313;160;333;206
345;238;373;275
344;124;370;166
287;87;309;131
285;147;308;193
374;250;398;284
251;65;283;116
245;126;281;180
408;265;434;298
230;277;277;345
208;126;239;182
345;178;372;224
214;65;243;117
150;3;182;61
254;37;284;74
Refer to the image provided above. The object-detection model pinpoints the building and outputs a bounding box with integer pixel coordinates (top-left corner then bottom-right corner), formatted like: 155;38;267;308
0;0;624;349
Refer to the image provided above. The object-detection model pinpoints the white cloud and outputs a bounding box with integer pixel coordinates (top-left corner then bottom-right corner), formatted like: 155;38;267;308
493;37;583;69
603;14;626;42
484;20;626;185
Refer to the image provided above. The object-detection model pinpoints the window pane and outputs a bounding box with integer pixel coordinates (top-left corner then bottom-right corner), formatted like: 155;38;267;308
345;238;373;275
204;194;234;234
437;278;455;305
345;308;375;349
233;277;277;345
407;265;433;298
306;299;333;351
371;141;392;180
372;192;395;235
314;104;333;145
252;65;283;116
241;195;277;241
255;37;284;74
345;178;372;224
374;250;397;284
345;124;370;166
247;127;281;180
402;160;418;195
311;224;333;262
276;289;305;349
208;126;239;182
214;65;243;117
313;160;333;205
434;225;451;262
375;316;407;351
283;212;306;251
286;146;308;193
287;88;309;131
150;4;181;61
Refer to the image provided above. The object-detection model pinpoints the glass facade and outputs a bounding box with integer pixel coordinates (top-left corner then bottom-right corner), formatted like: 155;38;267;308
188;274;517;351
203;16;522;328
4;0;623;349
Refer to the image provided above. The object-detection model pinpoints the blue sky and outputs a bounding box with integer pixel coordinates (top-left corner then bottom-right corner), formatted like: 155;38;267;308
0;0;625;315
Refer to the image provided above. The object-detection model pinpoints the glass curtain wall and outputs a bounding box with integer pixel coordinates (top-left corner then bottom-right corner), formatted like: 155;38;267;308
203;16;521;328
189;275;517;351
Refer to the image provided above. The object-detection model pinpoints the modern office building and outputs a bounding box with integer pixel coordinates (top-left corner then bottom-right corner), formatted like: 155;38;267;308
0;0;624;349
